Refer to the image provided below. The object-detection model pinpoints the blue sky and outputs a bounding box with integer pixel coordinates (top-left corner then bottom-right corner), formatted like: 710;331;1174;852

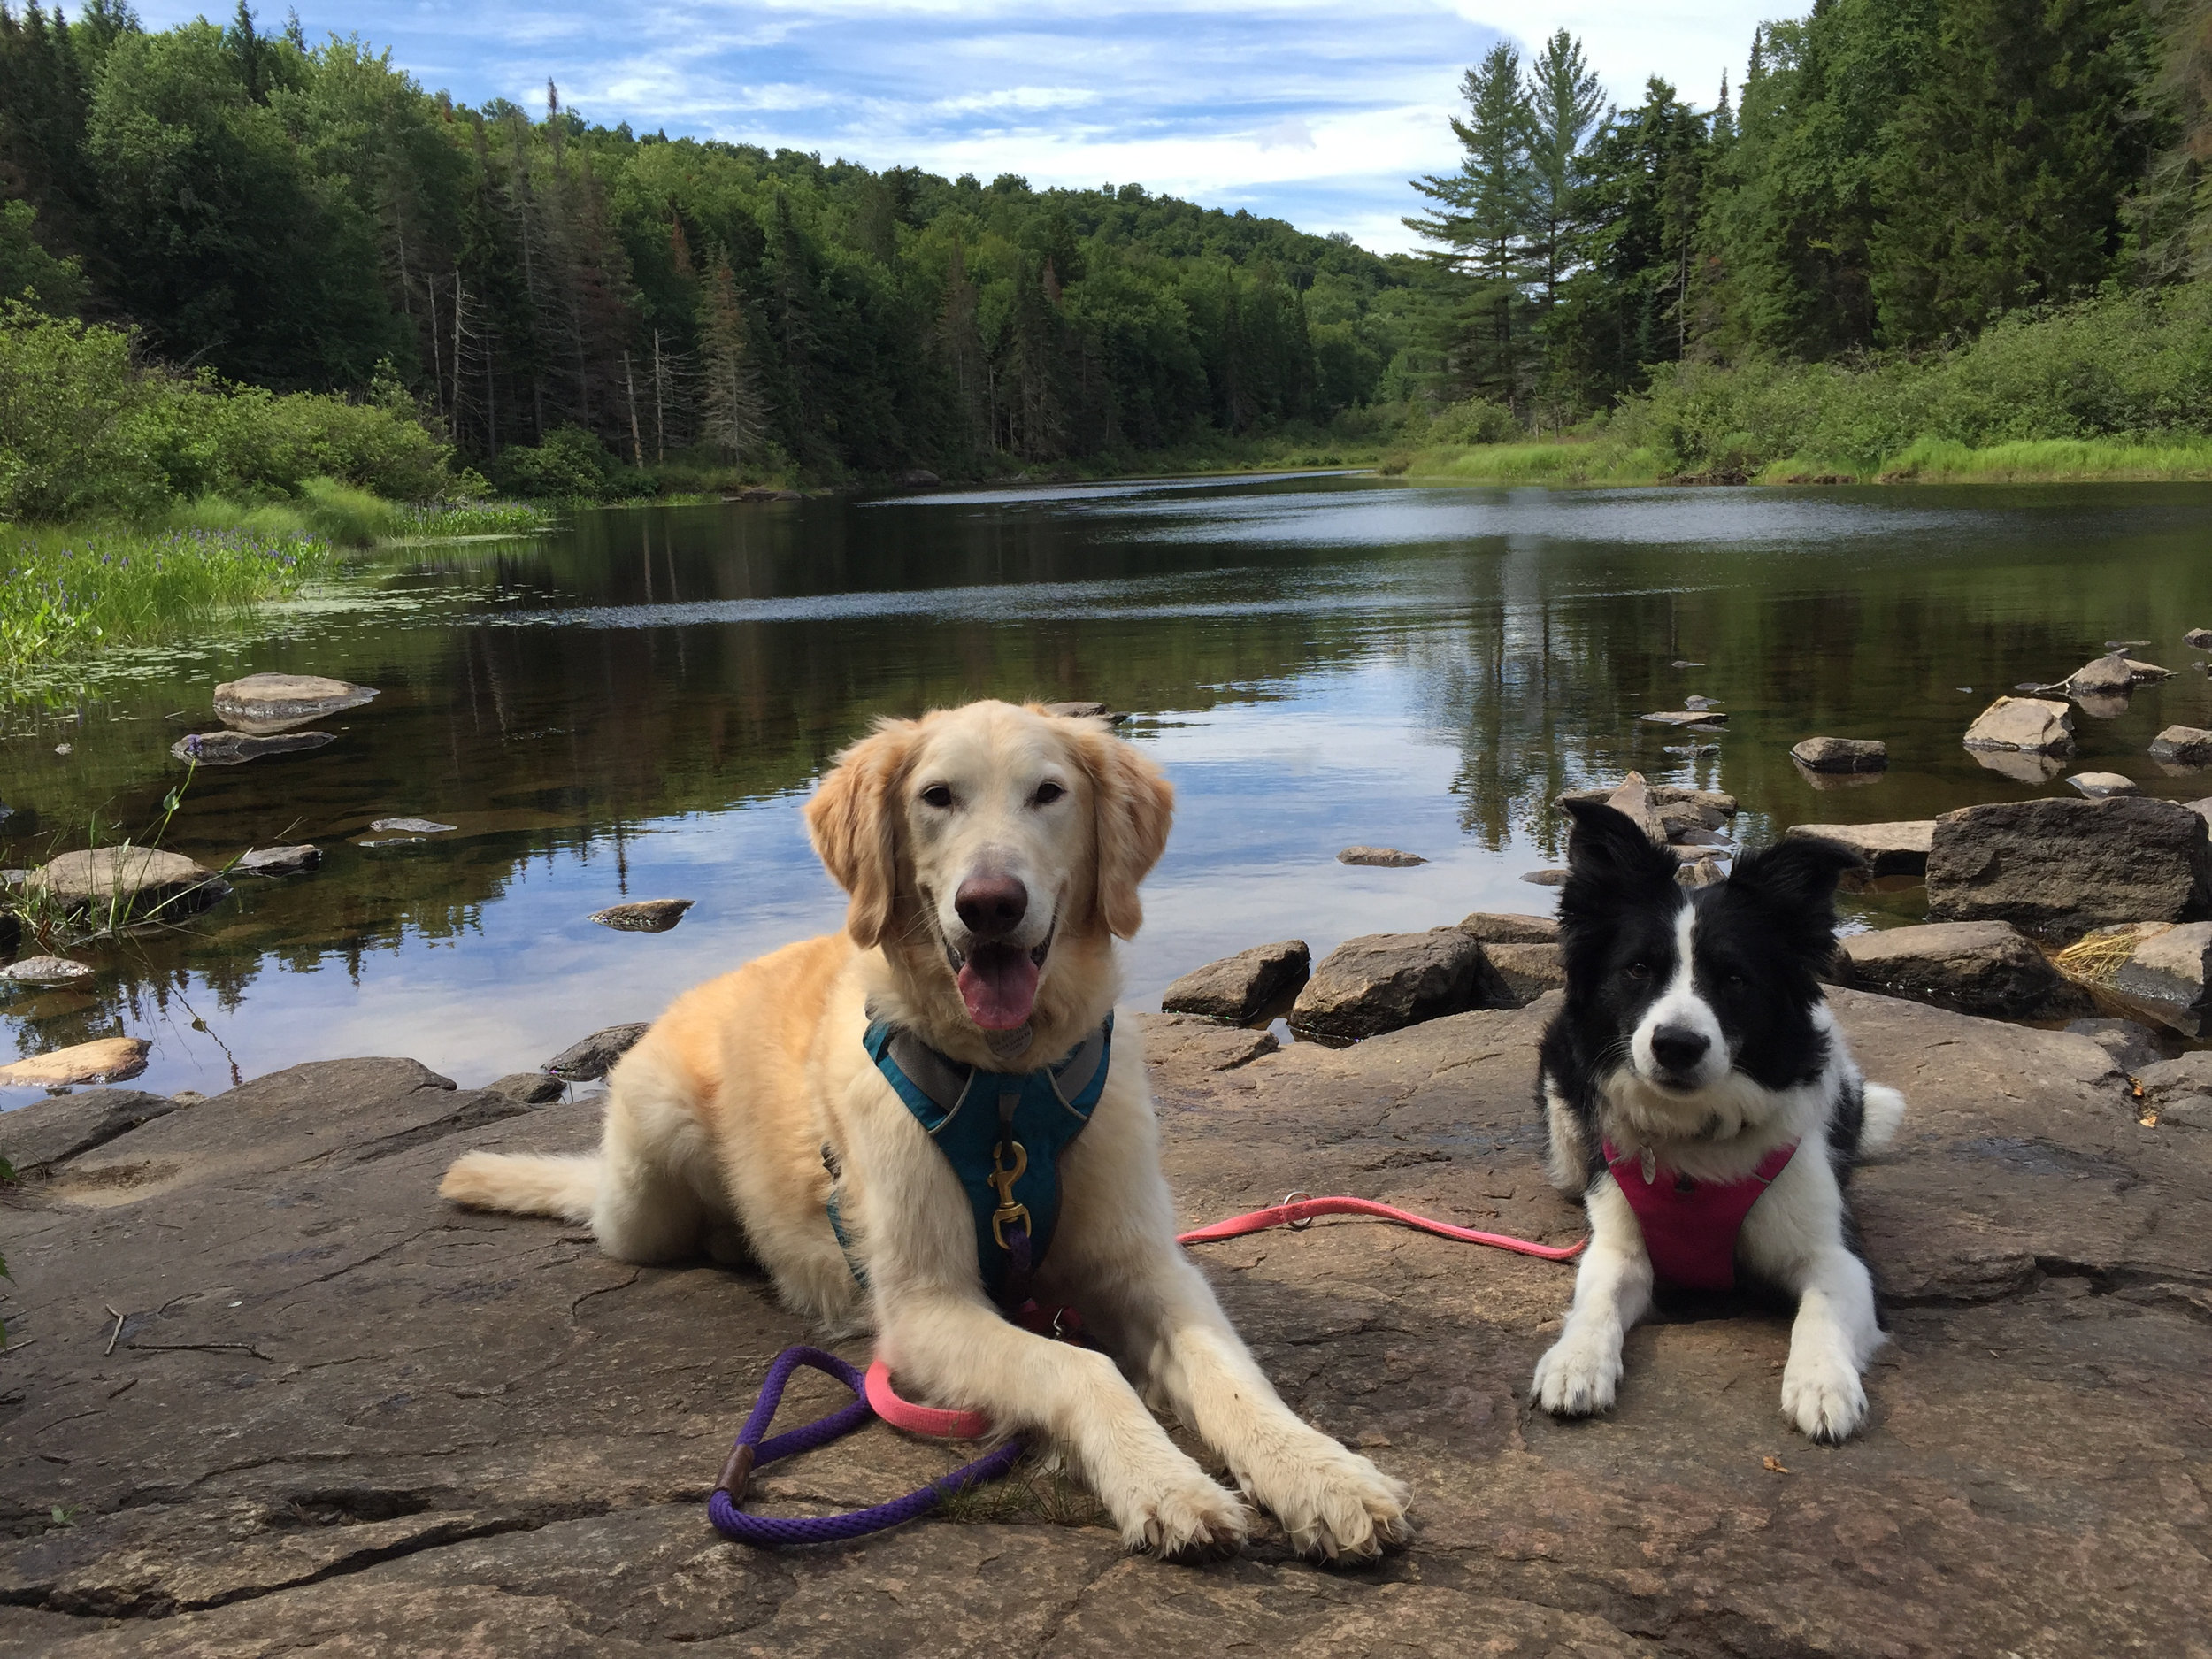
145;2;1785;251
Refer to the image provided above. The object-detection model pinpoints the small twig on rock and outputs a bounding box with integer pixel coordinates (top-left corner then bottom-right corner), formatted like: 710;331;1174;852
104;1304;125;1356
128;1340;273;1361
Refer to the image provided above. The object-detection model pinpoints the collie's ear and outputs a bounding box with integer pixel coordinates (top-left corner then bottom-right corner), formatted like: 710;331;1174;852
804;718;918;948
1559;797;1678;902
1724;838;1858;956
1074;727;1174;940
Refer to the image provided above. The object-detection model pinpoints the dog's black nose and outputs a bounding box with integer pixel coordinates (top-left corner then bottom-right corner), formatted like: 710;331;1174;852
1650;1025;1710;1073
955;873;1028;940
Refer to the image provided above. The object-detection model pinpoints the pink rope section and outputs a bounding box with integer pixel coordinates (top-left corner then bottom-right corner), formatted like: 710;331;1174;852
865;1358;993;1440
1176;1194;1587;1261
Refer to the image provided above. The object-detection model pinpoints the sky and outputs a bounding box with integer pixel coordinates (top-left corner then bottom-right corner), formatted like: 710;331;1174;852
141;1;1789;252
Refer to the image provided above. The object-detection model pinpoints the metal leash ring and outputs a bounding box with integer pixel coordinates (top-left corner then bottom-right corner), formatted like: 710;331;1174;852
1279;1190;1316;1230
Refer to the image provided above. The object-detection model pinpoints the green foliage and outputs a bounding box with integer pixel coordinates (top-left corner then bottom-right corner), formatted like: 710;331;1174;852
0;198;87;314
396;499;557;537
490;425;649;499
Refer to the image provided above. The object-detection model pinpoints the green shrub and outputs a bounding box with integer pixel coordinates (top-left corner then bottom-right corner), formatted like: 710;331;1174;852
1426;396;1522;446
0;300;169;519
490;426;649;499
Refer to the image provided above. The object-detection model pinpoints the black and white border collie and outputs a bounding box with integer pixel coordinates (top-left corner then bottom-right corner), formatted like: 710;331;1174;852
1533;798;1906;1443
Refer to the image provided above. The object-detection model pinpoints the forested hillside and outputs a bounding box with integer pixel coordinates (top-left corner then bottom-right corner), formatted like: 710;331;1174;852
0;3;1432;485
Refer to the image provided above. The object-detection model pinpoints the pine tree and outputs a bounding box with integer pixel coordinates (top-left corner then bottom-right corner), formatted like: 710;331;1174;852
697;248;764;464
1524;31;1606;316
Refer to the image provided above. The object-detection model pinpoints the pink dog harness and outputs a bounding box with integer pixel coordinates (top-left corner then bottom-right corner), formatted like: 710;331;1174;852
1602;1140;1798;1290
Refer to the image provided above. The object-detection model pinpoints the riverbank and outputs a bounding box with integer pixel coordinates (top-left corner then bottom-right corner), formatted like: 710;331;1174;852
1394;433;2212;488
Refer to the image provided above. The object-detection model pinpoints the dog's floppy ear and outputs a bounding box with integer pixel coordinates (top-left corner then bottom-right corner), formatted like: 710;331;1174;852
804;718;918;948
1558;797;1678;906
1071;725;1174;940
1724;837;1858;958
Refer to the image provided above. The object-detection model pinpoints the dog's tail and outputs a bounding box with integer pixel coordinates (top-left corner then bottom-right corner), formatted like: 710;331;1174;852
1859;1083;1906;1153
439;1151;599;1223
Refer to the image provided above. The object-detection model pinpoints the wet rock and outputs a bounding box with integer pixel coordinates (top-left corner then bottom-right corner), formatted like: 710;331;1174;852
0;1087;175;1175
1677;856;1728;888
2064;1018;2169;1073
29;848;227;919
1041;701;1129;725
2188;627;2212;650
2149;726;2212;765
542;1023;650;1081
2126;658;2173;681
368;818;457;834
2062;921;2212;1037
0;956;94;987
1839;921;2089;1020
588;899;695;933
2058;651;2140;695
1337;846;1426;867
1160;941;1310;1024
1785;820;1934;879
1484;941;1564;1006
1559;783;1737;823
0;1035;150;1088
1791;735;1889;772
2067;772;2139;798
170;729;334;766
235;843;322;877
1926;797;2212;934
1455;913;1557;943
1602;772;1668;847
1661;742;1719;757
1519;868;1570;886
1682;695;1720;711
1962;695;2074;753
1289;929;1509;1040
480;1071;565;1108
1141;1014;1279;1073
1670;657;1703;665
1639;709;1728;726
211;672;376;735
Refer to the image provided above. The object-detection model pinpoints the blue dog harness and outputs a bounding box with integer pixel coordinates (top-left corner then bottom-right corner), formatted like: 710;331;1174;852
837;1014;1113;1305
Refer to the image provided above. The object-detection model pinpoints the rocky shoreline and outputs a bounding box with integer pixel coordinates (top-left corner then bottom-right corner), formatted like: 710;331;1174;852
0;972;2206;1655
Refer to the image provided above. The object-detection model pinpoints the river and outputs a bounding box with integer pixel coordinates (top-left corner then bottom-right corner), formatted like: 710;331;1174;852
5;472;2210;1100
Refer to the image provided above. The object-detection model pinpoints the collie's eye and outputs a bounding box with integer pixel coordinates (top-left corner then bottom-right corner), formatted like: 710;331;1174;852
1624;961;1653;981
1031;780;1066;806
920;784;954;810
1724;971;1748;988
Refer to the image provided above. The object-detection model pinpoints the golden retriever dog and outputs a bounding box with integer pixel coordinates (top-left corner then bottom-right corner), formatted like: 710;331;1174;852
440;699;1409;1561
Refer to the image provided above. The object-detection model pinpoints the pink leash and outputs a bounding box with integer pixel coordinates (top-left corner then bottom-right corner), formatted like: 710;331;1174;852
864;1193;1585;1437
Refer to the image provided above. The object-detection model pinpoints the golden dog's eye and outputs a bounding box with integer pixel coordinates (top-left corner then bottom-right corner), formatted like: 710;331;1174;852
1032;780;1065;806
920;784;954;810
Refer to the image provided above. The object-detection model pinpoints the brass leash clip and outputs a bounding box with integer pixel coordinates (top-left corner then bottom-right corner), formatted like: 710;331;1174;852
988;1140;1031;1248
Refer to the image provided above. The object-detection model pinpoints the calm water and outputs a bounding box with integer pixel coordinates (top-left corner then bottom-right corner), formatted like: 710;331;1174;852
5;473;2211;1101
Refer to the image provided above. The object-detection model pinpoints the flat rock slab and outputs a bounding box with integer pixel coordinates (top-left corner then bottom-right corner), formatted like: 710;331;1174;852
0;994;2207;1655
588;900;695;933
2065;1017;2169;1073
1839;921;2087;1020
1336;846;1425;867
0;1088;175;1175
368;818;457;835
0;956;94;987
234;844;321;877
1790;735;1888;772
1926;796;2212;934
29;849;227;920
1289;930;1509;1040
1962;695;2073;753
1638;709;1728;726
542;1022;651;1081
168;730;334;767
0;1036;150;1088
1160;941;1310;1024
211;672;376;735
1784;821;1934;879
1455;913;1558;944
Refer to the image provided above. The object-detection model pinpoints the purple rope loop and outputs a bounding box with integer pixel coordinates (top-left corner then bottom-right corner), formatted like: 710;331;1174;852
707;1344;1024;1548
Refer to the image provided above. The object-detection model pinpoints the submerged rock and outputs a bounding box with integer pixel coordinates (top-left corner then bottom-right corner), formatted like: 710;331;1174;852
30;847;227;919
588;899;695;933
1839;921;2087;1020
1926;797;2212;934
172;730;335;766
1783;820;1934;879
236;843;322;876
1289;930;1509;1040
2067;772;2139;798
0;955;94;987
1962;696;2074;754
1640;709;1729;726
1790;735;1889;772
368;818;457;834
0;1035;150;1087
542;1023;651;1081
1161;941;1310;1024
1337;846;1426;867
2188;627;2212;650
2150;726;2212;765
212;672;377;735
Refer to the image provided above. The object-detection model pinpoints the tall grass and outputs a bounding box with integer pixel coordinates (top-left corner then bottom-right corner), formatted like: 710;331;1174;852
394;499;557;538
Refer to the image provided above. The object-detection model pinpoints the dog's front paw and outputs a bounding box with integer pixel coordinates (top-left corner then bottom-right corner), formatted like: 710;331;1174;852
1245;1439;1411;1564
1532;1328;1623;1417
1781;1349;1869;1444
1110;1463;1250;1562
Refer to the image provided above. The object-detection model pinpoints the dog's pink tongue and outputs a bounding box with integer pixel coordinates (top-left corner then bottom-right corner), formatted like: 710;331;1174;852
958;945;1039;1030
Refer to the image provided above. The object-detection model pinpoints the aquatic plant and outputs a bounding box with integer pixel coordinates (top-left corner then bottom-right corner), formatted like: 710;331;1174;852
396;500;557;539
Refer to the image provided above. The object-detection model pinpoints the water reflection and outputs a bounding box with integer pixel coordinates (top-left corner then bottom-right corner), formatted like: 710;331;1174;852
6;475;2212;1100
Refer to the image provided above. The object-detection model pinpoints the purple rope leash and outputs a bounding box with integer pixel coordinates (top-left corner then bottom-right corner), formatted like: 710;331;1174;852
707;1345;1025;1547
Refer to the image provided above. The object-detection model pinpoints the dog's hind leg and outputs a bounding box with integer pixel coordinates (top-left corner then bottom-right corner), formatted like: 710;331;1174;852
585;1062;721;1264
1532;1173;1654;1417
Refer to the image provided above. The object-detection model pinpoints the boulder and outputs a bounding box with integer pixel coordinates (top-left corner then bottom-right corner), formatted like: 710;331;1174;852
1639;709;1728;726
1962;696;2073;753
1790;736;1889;772
2149;726;2212;765
1289;930;1509;1040
2060;651;2138;695
1519;868;1570;886
1678;856;1728;888
1839;921;2088;1020
1557;783;1736;822
0;1035;151;1087
588;899;695;933
1784;820;1933;879
2133;1051;2212;1127
1484;941;1564;1005
235;843;321;876
1140;1014;1279;1073
29;847;227;919
2064;1017;2168;1073
480;1071;566;1108
0;955;93;987
211;672;376;735
1160;941;1311;1024
170;730;334;766
2126;658;2173;682
2055;921;2212;1036
0;1087;175;1175
2067;772;2139;798
1926;796;2212;934
541;1023;651;1081
1602;772;1667;847
1337;846;1426;867
2188;626;2212;650
1455;913;1558;943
